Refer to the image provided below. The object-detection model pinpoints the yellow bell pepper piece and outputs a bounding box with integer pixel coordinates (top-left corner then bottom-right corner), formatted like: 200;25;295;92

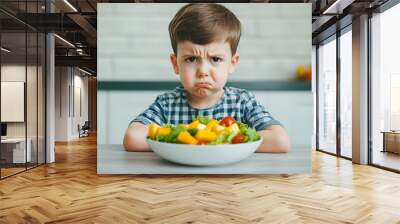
188;120;200;129
227;123;240;133
177;131;198;144
147;123;160;139
205;119;219;131
195;130;217;142
157;127;171;136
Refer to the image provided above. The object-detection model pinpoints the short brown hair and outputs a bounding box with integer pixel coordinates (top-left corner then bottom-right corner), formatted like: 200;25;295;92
168;3;241;55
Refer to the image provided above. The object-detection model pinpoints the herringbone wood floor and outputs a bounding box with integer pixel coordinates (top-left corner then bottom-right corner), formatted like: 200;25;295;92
1;134;400;224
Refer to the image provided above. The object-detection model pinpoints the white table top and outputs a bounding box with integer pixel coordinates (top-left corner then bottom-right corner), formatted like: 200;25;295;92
98;144;311;174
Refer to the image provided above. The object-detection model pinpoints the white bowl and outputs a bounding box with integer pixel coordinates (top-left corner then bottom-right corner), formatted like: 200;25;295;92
146;138;262;166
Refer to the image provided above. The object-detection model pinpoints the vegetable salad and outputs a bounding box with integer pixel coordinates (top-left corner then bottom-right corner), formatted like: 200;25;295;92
147;116;261;145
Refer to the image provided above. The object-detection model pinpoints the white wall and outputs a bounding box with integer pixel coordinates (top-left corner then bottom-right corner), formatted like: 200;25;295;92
72;73;89;137
55;67;69;141
55;67;89;141
98;3;311;81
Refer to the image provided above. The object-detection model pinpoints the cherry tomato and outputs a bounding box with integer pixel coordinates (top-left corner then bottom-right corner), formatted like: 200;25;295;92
219;116;236;127
232;134;246;144
197;140;209;145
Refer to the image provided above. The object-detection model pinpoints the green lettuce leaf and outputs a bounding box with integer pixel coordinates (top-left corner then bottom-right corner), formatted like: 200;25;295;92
156;124;186;143
196;116;212;125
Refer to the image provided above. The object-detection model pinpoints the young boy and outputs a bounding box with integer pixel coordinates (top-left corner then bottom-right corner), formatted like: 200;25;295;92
124;3;290;153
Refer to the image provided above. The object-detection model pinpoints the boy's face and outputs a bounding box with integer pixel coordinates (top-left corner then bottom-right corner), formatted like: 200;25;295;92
170;40;239;99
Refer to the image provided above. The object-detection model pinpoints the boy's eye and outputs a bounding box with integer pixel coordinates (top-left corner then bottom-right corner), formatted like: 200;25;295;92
185;56;197;63
211;57;223;63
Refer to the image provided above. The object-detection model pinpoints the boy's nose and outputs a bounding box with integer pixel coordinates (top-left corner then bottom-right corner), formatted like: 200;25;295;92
197;61;210;77
197;71;209;78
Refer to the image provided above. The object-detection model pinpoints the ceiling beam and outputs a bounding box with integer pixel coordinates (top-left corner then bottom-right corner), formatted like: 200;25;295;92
55;55;96;69
67;13;97;46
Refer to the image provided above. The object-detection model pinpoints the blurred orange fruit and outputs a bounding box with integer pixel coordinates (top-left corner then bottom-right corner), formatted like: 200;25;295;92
296;65;312;80
305;67;312;80
296;65;306;79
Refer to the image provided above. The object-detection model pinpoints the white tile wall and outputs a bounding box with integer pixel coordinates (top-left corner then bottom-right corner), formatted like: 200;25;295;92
98;3;311;81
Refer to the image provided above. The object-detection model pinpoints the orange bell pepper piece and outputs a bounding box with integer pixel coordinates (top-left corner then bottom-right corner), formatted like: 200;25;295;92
205;119;219;131
195;130;217;142
157;127;171;136
177;131;198;144
188;120;200;129
147;123;160;139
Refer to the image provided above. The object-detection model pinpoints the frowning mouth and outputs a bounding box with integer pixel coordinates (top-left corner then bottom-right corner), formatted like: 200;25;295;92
195;83;211;88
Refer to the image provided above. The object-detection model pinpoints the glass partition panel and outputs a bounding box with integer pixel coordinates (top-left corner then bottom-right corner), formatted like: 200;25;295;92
371;3;400;171
0;1;46;179
1;30;27;178
339;29;352;158
317;37;337;154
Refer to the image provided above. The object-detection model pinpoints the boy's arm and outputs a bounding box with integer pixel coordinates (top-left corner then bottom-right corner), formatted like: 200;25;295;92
123;122;152;152
256;125;290;153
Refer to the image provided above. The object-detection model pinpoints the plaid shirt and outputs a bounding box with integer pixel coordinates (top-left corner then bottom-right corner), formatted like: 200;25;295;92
132;85;281;131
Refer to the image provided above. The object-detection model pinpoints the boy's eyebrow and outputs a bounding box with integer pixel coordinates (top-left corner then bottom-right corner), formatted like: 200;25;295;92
182;54;226;57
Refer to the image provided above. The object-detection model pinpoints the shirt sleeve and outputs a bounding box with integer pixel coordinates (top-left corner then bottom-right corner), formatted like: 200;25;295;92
243;91;282;131
130;95;166;126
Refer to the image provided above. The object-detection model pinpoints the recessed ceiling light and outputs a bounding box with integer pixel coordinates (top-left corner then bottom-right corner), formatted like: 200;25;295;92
78;67;92;76
54;34;75;48
1;47;11;53
63;0;78;12
322;0;354;15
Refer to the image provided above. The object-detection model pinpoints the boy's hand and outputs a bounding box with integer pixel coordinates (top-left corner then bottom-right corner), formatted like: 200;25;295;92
256;125;290;153
123;122;152;152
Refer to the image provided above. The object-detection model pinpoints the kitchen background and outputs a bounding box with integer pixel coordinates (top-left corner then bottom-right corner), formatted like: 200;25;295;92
97;3;313;149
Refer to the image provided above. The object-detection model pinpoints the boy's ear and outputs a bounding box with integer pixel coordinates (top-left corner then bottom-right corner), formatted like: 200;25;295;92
170;54;179;75
228;52;240;74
